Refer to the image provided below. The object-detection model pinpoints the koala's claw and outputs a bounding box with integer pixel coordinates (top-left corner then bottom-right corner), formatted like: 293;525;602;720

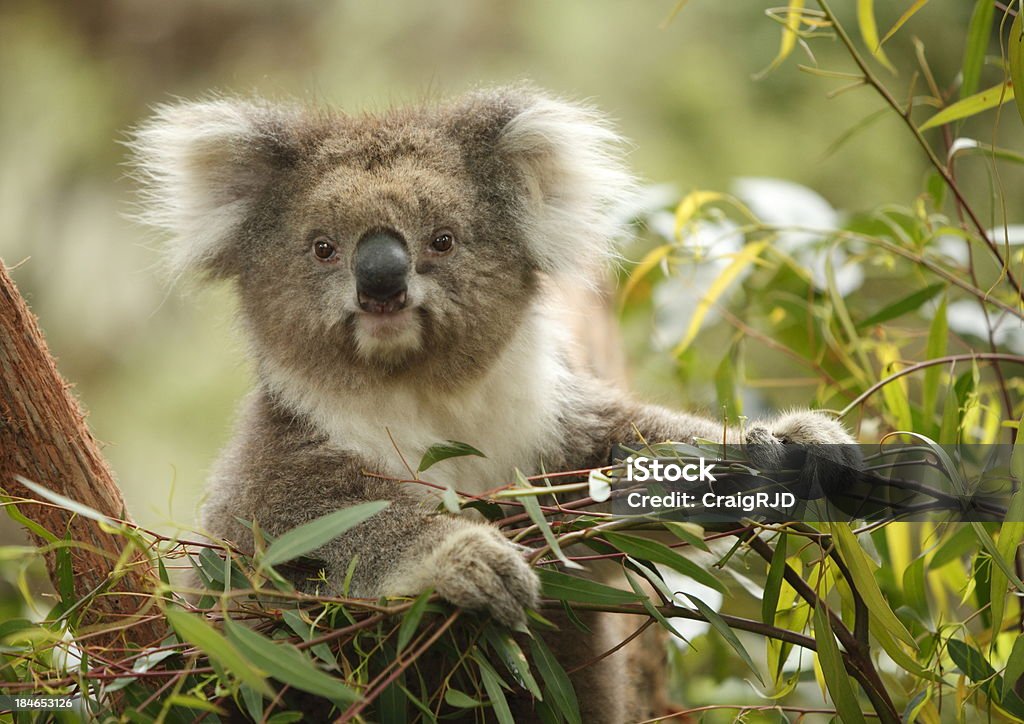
743;411;862;494
428;525;540;628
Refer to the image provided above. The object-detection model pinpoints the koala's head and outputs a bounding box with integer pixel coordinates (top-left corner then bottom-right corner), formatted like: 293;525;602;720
130;87;636;390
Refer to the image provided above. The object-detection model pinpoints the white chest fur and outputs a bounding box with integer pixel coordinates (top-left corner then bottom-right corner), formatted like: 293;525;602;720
264;309;573;498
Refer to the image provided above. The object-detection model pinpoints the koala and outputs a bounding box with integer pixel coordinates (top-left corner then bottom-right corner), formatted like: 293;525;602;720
131;85;857;721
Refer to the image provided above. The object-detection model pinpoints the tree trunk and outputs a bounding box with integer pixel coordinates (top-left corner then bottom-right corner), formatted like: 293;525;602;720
0;259;162;646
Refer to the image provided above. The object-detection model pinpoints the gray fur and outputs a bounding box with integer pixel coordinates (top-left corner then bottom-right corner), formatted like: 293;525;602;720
131;86;856;720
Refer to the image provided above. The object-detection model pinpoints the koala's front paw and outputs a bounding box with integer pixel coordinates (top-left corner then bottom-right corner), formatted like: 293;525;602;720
745;411;862;494
426;525;540;628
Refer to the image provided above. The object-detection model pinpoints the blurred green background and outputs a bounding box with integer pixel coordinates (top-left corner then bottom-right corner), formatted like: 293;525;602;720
0;0;1005;531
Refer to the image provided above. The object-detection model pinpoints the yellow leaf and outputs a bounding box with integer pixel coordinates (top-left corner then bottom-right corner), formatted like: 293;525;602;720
672;190;725;238
672;240;768;357
879;0;932;47
620;243;672;305
856;0;896;72
755;0;806;79
876;344;913;430
918;82;1015;131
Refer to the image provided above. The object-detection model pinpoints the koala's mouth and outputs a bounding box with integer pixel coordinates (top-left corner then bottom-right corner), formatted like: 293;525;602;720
357;289;407;315
354;299;419;339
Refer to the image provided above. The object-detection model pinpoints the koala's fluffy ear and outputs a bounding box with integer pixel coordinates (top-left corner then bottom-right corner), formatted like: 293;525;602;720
456;88;638;276
128;98;305;279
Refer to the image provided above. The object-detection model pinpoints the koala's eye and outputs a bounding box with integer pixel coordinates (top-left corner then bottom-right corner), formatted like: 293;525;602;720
429;231;455;254
312;237;337;261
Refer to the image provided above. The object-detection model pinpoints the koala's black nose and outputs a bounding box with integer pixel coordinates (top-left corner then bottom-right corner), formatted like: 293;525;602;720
354;230;409;313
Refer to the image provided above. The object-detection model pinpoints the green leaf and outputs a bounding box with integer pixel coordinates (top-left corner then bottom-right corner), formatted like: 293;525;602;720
0;618;34;639
922;295;947;422
1004;636;1024;701
856;0;895;72
514;470;582;570
55;543;74;604
761;535;788;626
530;635;581;724
962;0;995;98
878;351;914;433
281;608;336;668
484;628;543;700
929;524;977;569
830;523;916;647
988;487;1024;636
15;475;116;527
938;379;962;444
1010;7;1024;125
902;555;930;620
377;642;407;722
240;683;264;722
856;283;944;328
623;566;689;644
1;495;58;543
198;547;228;589
536;567;643;605
603;532;725;594
663;521;710;552
715;345;741;420
919;82;1015;131
477;657;514;724
164;607;272;697
814;603;867;724
418;441;486;472
949;638;1024;718
826;249;872;379
397;589;433;654
948;638;996;682
444;688;482;708
261;501;389;568
224;619;358;703
164;694;226;714
870;621;936;680
878;0;931;47
266;713;304;724
683;592;765;685
1014;409;1024;486
970;517;1024;595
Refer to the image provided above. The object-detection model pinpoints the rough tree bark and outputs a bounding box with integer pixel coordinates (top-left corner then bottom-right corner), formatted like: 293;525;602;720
0;258;162;645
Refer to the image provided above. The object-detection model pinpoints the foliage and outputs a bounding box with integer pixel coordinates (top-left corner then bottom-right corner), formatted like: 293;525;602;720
3;2;1024;722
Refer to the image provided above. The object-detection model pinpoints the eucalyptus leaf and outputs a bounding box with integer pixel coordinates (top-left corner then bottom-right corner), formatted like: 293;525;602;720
224;619;358;703
164;608;272;697
537;568;643;605
261;500;389;568
813;603;867;724
603;532;725;594
418;441;486;472
530;635;581;724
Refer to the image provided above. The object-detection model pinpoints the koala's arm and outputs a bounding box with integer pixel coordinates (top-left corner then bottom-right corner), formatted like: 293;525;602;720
200;393;538;627
558;378;860;471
